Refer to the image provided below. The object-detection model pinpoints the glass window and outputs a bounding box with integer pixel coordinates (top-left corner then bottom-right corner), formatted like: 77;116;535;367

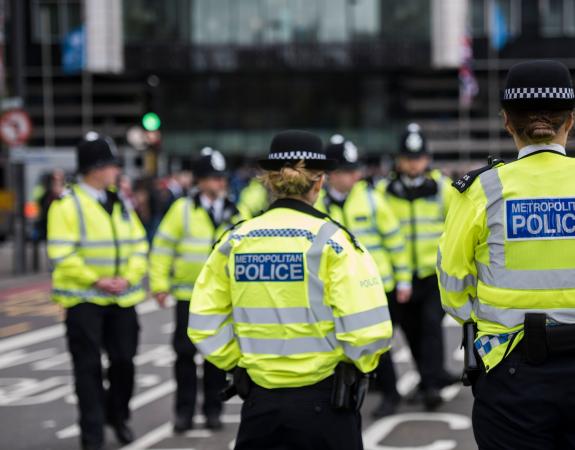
470;0;521;38
380;0;430;40
124;0;191;43
541;0;575;36
31;0;82;43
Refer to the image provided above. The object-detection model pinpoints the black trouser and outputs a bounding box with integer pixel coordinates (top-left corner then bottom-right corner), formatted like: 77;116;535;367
173;300;226;418
394;275;447;389
65;303;139;447
374;290;400;400
235;379;363;450
472;345;575;449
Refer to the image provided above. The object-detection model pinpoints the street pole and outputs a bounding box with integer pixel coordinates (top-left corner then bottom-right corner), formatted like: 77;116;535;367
40;8;55;148
487;0;500;156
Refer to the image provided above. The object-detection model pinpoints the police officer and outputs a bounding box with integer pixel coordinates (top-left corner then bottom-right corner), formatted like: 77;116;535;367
188;130;393;450
150;148;242;433
439;59;575;449
377;124;457;409
47;133;148;450
316;134;411;416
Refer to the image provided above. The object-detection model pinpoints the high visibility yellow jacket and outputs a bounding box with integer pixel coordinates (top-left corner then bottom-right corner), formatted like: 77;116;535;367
47;185;148;308
378;169;453;278
438;146;575;371
150;193;242;300
187;198;392;389
237;178;269;219
315;180;411;293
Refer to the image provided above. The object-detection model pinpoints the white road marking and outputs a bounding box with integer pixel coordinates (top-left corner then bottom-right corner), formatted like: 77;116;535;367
32;352;70;371
397;370;420;396
0;348;58;370
0;300;158;355
120;422;173;450
393;347;412;364
363;412;472;450
56;379;176;439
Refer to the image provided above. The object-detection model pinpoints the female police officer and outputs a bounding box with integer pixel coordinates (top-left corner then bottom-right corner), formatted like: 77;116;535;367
188;130;393;450
438;60;575;448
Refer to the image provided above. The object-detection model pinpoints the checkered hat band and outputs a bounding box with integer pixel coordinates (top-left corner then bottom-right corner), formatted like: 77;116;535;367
504;87;575;100
268;151;326;160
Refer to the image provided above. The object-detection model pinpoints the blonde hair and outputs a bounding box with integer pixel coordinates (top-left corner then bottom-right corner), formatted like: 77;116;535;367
260;160;323;198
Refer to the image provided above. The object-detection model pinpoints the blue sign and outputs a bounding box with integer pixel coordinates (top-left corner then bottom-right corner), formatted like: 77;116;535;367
62;26;85;74
235;253;305;282
506;198;575;240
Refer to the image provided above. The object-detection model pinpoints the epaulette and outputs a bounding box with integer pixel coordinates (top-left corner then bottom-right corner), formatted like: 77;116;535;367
452;158;505;193
326;217;364;253
211;219;247;250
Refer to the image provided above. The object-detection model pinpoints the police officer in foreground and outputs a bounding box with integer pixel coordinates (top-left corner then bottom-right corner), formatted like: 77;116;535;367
188;130;392;450
377;126;457;409
438;59;575;448
316;135;411;417
47;133;149;450
150;149;242;433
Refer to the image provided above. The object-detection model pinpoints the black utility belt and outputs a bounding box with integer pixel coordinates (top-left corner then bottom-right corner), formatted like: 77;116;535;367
220;364;369;411
523;313;575;365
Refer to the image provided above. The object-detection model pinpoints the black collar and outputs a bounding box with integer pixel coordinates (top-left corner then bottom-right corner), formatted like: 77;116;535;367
268;198;329;220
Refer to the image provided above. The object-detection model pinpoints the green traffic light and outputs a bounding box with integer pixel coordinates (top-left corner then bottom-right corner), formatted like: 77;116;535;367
142;112;161;131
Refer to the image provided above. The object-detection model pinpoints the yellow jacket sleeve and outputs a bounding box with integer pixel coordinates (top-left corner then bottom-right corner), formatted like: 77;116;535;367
188;237;240;371
124;211;149;287
47;199;100;287
437;187;483;323
325;232;393;373
149;200;183;293
374;193;411;287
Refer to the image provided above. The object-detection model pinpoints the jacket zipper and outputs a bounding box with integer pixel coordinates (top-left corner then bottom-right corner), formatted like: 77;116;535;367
409;200;418;277
110;206;120;277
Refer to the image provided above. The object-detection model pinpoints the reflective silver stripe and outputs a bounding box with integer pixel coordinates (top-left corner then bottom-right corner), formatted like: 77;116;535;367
366;244;383;252
49;252;76;264
381;275;394;285
476;261;575;289
195;323;235;355
394;265;410;273
155;232;178;244
172;283;194;291
306;221;340;322
239;332;338;355
84;257;129;266
182;236;212;246
131;252;148;258
342;337;391;360
183;197;191;236
70;189;87;242
387;245;405;253
382;228;401;238
52;284;144;298
417;231;443;240
354;228;377;236
188;312;229;331
181;254;208;263
50;238;147;247
473;301;575;328
334;306;390;334
437;250;476;292
48;239;79;246
478;169;575;289
233;306;332;324
151;247;175;257
443;299;473;321
218;235;233;257
480;170;506;268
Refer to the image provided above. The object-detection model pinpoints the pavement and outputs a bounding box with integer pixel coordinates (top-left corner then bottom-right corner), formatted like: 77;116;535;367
0;275;477;450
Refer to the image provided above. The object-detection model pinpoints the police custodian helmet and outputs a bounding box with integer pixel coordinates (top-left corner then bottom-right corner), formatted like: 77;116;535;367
398;123;428;158
501;60;575;111
194;147;227;178
77;131;121;174
258;130;337;171
325;134;361;170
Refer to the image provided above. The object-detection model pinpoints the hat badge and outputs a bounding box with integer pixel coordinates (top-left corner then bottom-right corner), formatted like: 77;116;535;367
405;133;423;152
343;141;358;163
211;151;226;171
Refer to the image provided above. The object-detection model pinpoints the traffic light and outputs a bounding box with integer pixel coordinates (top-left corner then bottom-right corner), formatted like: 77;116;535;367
141;112;161;131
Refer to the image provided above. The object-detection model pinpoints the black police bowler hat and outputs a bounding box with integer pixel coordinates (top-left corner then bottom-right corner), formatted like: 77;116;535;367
77;132;121;174
501;60;575;111
194;147;227;179
325;134;361;170
398;123;428;158
258;130;337;171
